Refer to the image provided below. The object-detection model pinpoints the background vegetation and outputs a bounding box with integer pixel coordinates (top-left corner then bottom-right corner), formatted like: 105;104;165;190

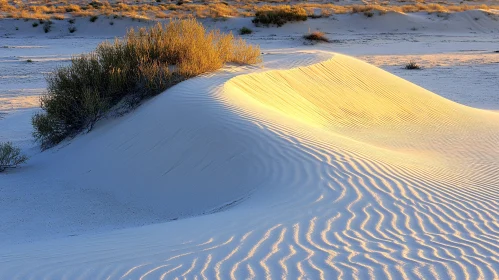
1;0;497;21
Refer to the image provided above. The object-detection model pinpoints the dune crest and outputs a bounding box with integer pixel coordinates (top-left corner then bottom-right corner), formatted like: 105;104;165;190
225;54;499;180
226;54;499;150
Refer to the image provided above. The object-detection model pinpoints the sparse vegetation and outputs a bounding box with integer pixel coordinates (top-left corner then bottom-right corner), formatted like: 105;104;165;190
27;59;33;63
364;11;374;18
303;31;330;43
239;26;253;35
89;15;98;22
405;61;422;70
252;6;307;27
68;26;76;33
68;18;75;24
32;19;261;148
0;142;28;172
32;22;38;27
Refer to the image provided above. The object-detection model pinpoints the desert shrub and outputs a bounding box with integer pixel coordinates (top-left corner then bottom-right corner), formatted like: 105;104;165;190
43;20;52;33
303;31;329;42
68;18;75;24
239;26;252;35
90;15;98;22
0;142;28;172
32;19;261;148
253;6;307;27
405;61;421;70
68;26;76;33
32;22;38;27
364;11;374;17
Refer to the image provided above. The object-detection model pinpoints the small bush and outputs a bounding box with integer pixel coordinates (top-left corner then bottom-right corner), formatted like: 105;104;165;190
364;11;374;17
303;31;329;42
90;15;98;22
43;20;52;33
32;22;38;27
253;6;307;27
68;18;75;24
33;19;261;148
27;59;33;63
405;61;422;70
68;26;76;33
0;142;28;172
239;26;253;35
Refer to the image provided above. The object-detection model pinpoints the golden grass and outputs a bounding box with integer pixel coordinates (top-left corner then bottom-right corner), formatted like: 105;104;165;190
303;31;330;42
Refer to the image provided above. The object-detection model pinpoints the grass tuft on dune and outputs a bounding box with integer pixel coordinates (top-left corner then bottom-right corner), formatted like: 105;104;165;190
32;19;261;149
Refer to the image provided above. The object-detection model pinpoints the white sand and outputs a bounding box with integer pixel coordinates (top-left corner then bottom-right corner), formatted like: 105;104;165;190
1;11;498;279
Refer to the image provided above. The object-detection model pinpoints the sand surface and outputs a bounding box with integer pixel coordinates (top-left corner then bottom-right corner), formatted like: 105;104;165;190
0;11;498;279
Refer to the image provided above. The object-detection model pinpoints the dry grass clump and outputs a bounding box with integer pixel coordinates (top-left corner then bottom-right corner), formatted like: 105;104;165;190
239;26;253;35
208;3;237;19
303;31;329;42
405;61;422;70
32;19;261;148
351;5;376;14
252;5;307;27
0;142;28;172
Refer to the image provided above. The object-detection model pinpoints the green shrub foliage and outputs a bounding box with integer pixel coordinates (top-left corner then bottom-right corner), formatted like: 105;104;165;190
0;142;28;172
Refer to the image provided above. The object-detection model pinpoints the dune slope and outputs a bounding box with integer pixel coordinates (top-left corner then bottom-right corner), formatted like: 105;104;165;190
1;53;498;279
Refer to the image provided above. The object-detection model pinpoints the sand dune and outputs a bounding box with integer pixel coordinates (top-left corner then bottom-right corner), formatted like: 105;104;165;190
1;53;498;279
